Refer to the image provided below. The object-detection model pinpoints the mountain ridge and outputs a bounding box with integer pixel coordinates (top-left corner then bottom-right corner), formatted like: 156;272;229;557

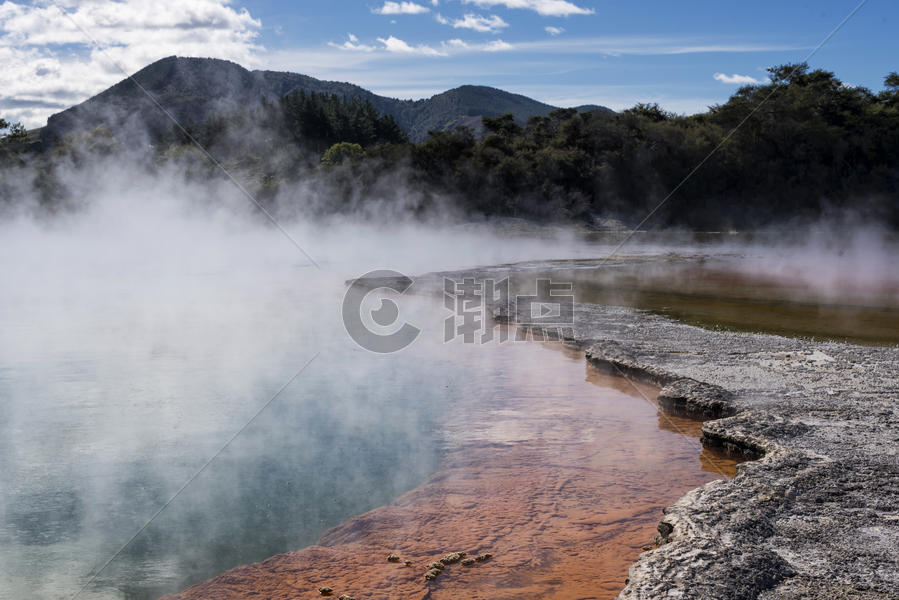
39;56;612;145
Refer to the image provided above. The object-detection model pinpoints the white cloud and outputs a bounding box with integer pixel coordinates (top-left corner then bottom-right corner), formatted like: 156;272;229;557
435;13;450;24
462;0;594;17
545;26;564;35
446;13;509;33
328;33;376;52
483;39;513;51
372;1;431;15
377;35;446;56
713;72;764;85
329;32;511;58
438;38;512;52
0;0;262;127
508;37;804;56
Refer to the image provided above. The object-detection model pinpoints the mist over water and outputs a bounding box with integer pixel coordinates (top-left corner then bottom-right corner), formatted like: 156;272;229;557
0;177;600;599
2;162;897;599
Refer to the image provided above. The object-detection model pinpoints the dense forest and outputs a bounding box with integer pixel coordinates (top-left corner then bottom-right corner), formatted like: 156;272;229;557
385;63;899;227
2;63;898;229
155;90;408;156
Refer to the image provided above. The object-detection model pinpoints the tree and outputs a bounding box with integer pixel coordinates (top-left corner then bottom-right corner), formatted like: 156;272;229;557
880;72;899;106
482;113;522;138
0;118;28;143
767;62;810;85
624;103;673;122
321;142;364;166
280;91;406;150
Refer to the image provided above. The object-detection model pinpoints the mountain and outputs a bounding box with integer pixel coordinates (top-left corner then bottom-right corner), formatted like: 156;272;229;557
39;56;612;146
574;104;609;113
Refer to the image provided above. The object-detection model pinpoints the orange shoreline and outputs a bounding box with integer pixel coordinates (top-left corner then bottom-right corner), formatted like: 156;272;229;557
162;345;737;600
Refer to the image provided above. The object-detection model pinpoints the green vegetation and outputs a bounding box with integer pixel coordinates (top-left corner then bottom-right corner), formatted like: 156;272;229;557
39;56;583;145
321;142;365;167
153;91;406;154
398;84;570;141
1;118;28;143
5;62;899;229
369;63;897;228
280;91;407;150
0;117;30;173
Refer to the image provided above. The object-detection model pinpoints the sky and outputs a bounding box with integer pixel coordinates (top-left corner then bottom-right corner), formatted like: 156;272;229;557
0;0;897;128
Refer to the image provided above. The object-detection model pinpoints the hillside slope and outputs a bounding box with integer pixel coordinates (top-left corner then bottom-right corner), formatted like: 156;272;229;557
39;56;611;145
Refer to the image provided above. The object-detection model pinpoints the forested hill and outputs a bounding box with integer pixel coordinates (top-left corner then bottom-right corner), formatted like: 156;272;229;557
37;56;609;146
5;62;897;230
389;64;899;228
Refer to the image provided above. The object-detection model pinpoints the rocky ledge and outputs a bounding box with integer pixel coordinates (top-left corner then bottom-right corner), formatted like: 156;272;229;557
551;302;898;600
346;267;899;598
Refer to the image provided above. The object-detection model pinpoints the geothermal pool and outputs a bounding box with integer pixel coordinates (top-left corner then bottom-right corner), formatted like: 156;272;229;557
162;340;736;600
3;214;891;600
0;278;732;600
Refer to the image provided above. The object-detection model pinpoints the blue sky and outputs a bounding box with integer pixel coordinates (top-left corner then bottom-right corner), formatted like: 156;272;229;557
246;0;896;109
1;0;897;127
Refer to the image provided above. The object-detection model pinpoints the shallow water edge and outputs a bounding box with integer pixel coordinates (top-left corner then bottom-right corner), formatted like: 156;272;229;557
159;338;738;600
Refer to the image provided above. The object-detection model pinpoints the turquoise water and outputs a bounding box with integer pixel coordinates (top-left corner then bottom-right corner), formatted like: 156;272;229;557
1;211;891;599
0;272;443;598
0;213;606;600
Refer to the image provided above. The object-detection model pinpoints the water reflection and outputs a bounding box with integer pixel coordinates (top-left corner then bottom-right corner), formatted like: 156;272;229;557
581;359;741;479
505;256;899;345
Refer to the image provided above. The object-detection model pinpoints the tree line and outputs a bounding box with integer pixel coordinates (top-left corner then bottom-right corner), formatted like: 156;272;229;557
153;90;406;159
371;63;898;228
3;63;898;228
273;63;899;228
0;118;27;143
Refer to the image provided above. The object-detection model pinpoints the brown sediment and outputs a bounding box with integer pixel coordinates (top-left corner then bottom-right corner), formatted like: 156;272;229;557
502;259;899;345
161;343;739;600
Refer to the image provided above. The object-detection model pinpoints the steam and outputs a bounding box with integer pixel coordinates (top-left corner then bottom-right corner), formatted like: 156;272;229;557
1;147;896;599
732;222;899;304
0;152;598;599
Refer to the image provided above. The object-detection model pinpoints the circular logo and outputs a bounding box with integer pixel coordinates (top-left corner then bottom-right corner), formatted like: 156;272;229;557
342;270;421;353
